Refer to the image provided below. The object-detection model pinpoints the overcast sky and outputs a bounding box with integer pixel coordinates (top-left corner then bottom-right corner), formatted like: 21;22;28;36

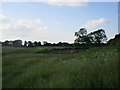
0;2;118;43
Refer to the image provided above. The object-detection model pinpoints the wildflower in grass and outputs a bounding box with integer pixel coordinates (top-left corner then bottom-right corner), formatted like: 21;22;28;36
72;58;75;61
104;58;109;63
83;57;86;60
63;61;66;63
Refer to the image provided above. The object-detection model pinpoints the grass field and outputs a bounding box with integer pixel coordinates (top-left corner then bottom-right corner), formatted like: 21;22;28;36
2;46;119;88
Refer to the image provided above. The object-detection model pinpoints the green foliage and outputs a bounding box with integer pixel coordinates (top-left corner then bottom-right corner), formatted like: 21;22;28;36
74;28;107;45
24;41;27;47
2;46;118;88
12;40;22;47
74;28;89;44
89;29;107;44
107;33;120;46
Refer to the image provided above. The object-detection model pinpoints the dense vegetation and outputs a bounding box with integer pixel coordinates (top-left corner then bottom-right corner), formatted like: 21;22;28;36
2;29;120;88
2;45;119;88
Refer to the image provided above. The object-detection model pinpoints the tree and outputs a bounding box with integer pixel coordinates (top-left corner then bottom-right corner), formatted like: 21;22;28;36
74;28;107;46
75;28;87;37
58;42;62;46
2;41;10;46
33;41;39;47
43;41;48;46
89;29;107;44
38;41;41;46
24;41;27;47
74;28;89;44
43;41;52;46
107;33;120;46
12;40;22;47
28;41;33;47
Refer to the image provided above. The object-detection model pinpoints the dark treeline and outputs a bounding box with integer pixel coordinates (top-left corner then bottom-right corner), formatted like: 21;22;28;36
1;40;73;47
0;28;120;48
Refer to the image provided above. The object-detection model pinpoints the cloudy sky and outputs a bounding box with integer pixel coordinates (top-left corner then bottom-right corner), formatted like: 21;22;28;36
0;1;118;43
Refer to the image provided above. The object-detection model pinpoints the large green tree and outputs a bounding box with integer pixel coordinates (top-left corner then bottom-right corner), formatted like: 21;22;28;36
74;28;91;44
89;29;107;44
74;28;107;45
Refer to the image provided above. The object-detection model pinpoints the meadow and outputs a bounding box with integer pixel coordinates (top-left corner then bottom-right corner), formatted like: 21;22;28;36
2;46;119;88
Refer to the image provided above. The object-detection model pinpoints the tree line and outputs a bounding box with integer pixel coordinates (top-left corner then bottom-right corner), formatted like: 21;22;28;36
0;28;119;47
1;40;72;47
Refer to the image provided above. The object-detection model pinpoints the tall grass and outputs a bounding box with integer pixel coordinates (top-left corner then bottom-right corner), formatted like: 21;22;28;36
2;46;118;88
